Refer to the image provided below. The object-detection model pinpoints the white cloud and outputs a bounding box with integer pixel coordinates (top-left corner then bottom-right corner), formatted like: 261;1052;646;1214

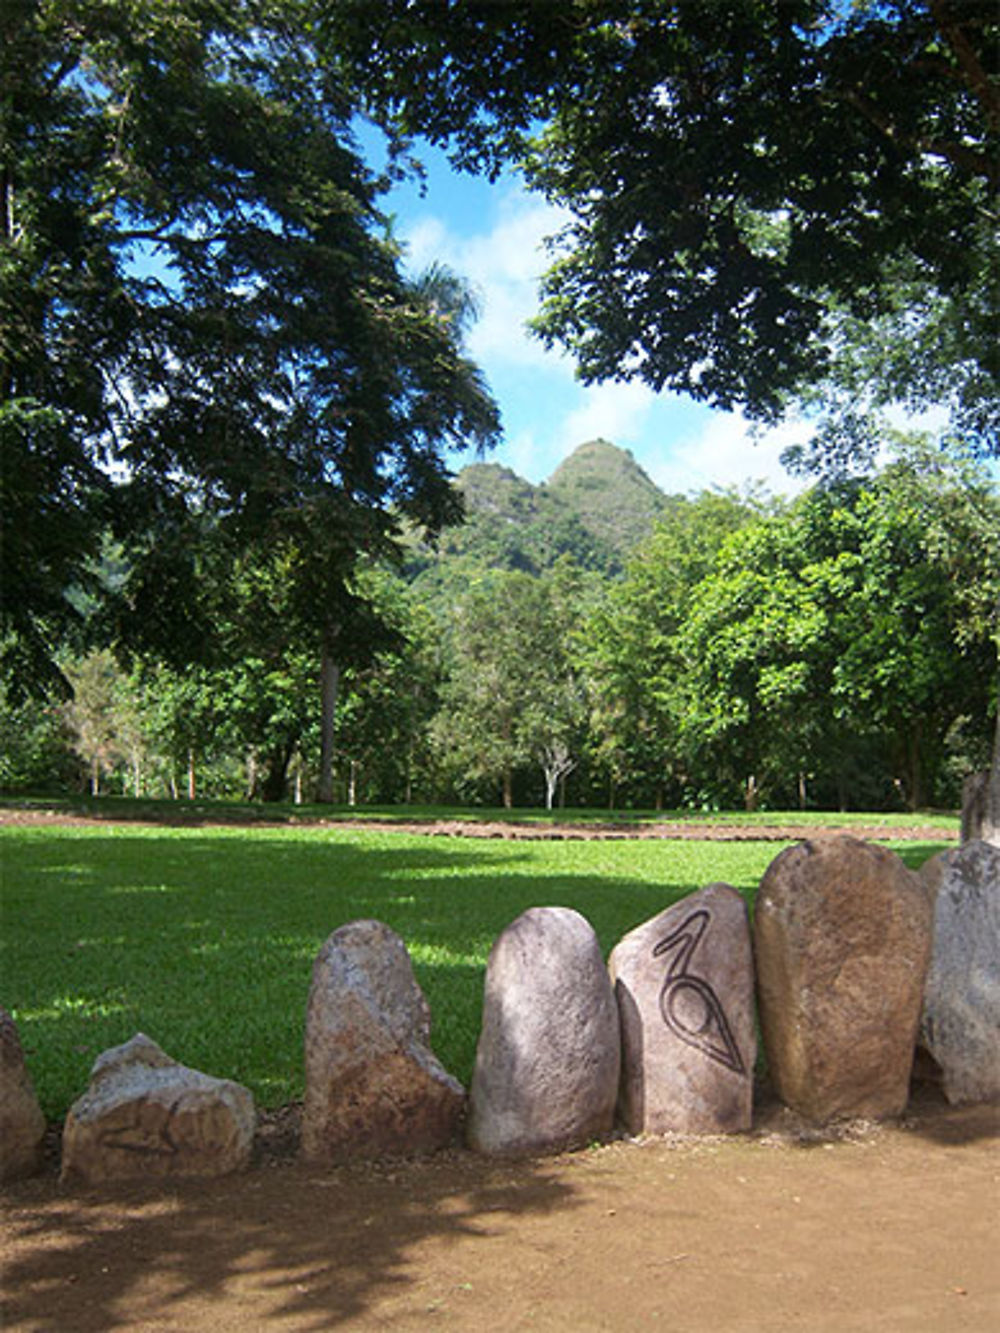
556;380;658;452
403;216;450;270
401;188;572;374
504;427;549;480
399;182;838;498
644;412;810;497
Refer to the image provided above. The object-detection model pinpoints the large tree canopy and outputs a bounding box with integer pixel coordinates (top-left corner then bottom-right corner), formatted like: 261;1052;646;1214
1;0;499;693
328;0;998;455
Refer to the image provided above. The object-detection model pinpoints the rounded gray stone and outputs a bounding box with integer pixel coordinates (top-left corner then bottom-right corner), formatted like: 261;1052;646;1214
919;840;1000;1105
467;906;620;1156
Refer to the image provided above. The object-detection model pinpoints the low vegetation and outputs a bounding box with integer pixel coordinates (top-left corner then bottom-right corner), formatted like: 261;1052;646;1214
1;815;949;1120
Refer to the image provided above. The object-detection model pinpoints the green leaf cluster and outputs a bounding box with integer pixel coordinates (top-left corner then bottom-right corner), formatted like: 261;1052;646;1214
2;0;499;697
331;0;998;453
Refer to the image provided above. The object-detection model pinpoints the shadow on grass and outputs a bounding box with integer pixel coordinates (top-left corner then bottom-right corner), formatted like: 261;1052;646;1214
3;826;953;1120
893;842;949;871
3;828;727;1117
0;1150;582;1331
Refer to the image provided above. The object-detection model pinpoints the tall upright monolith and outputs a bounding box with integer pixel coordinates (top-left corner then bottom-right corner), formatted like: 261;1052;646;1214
754;836;931;1122
467;906;620;1155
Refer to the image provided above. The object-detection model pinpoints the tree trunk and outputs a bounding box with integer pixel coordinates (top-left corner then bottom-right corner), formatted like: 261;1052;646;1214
989;691;1000;838
91;756;100;797
502;768;513;809
317;647;340;804
907;722;922;813
348;759;358;807
187;749;196;801
798;771;807;810
964;679;1000;845
260;744;293;802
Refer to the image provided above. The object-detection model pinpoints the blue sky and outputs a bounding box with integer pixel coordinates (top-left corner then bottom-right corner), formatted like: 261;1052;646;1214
380;140;818;497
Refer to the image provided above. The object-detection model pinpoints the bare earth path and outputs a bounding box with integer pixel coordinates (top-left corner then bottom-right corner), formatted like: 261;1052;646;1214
2;1094;998;1332
0;805;958;843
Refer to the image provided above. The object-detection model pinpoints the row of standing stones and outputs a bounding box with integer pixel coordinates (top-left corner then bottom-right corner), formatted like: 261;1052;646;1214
2;836;997;1186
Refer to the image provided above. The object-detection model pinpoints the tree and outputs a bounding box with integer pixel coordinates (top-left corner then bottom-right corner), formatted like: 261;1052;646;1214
140;662;230;800
2;1;499;726
330;0;998;798
578;488;765;807
522;560;589;809
0;665;76;793
675;520;838;808
433;570;582;808
675;441;999;809
113;522;411;801
331;0;997;451
827;440;999;808
327;567;442;804
62;651;122;795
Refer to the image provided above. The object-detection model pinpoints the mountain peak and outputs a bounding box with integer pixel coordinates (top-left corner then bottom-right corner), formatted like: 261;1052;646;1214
405;440;670;597
544;439;667;555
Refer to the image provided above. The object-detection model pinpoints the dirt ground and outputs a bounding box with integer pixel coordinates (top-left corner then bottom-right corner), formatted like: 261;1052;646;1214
2;1091;997;1332
0;804;957;843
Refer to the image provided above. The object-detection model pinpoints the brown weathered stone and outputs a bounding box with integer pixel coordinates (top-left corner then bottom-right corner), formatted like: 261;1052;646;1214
467;906;620;1156
918;841;1000;1105
610;884;755;1135
60;1033;255;1185
302;919;465;1164
754;836;931;1123
0;1008;46;1181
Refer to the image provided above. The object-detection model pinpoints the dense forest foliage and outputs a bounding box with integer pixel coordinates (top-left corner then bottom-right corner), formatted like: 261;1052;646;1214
4;3;997;815
4;437;996;813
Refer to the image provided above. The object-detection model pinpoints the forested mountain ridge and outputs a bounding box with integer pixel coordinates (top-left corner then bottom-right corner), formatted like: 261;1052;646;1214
404;439;672;599
544;439;672;558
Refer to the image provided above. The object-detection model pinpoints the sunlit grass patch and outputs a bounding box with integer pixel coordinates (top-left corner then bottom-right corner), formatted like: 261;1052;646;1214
1;821;948;1119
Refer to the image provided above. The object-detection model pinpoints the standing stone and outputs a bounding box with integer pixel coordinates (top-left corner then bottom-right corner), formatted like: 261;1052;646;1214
467;906;619;1156
918;840;1000;1105
754;836;932;1123
61;1033;255;1185
0;1008;46;1181
302;919;465;1164
960;772;992;844
609;884;756;1136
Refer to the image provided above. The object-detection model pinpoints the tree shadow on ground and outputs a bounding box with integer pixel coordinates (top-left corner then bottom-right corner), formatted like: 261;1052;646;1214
1;1149;582;1331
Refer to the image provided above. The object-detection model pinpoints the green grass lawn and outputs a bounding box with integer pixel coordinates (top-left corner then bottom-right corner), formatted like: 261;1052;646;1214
0;819;949;1120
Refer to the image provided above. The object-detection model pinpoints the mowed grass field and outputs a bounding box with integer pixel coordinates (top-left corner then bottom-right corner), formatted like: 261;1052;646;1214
1;816;951;1119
